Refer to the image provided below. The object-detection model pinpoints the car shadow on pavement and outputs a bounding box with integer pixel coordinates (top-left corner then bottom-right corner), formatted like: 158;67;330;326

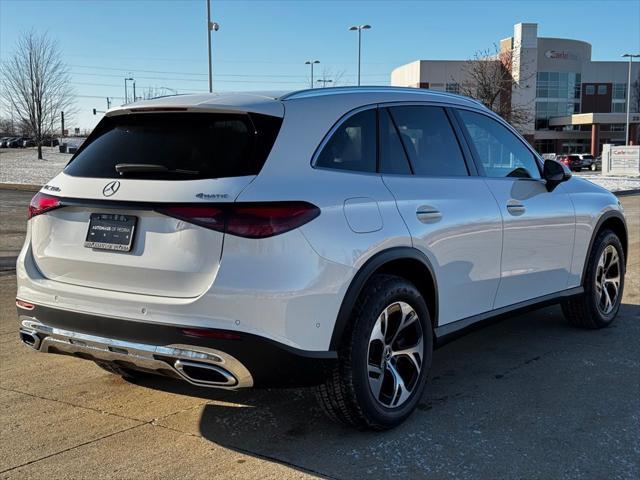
128;302;640;479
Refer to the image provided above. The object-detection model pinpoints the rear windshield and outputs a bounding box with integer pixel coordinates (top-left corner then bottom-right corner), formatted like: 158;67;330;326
64;112;282;180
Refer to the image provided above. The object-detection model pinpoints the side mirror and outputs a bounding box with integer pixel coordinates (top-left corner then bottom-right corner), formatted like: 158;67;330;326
543;159;571;191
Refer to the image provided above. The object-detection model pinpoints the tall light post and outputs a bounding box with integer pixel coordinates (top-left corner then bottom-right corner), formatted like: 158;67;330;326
124;77;133;104
349;24;371;86
206;0;220;93
317;79;333;88
305;60;320;88
622;53;640;145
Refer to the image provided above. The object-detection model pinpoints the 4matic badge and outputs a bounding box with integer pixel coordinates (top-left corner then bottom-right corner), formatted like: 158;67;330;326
195;193;229;200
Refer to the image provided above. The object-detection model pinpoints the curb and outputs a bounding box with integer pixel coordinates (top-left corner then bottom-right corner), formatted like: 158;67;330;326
0;183;41;192
614;189;640;197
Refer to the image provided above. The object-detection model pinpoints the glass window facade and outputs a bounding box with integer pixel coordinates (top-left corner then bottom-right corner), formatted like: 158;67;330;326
445;83;460;94
612;83;627;112
535;72;581;130
612;83;626;100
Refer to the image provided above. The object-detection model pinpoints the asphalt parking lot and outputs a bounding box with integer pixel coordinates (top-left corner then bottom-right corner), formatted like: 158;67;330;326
0;188;638;479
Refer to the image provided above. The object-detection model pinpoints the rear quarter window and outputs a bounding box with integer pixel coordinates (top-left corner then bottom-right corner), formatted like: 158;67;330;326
64;112;282;180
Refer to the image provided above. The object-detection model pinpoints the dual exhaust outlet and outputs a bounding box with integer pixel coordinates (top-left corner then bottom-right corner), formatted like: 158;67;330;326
19;327;238;388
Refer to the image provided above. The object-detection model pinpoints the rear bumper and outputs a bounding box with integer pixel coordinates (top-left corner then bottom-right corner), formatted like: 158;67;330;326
18;303;337;389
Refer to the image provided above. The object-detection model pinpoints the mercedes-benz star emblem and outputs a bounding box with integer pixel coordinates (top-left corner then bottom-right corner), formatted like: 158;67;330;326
102;180;120;197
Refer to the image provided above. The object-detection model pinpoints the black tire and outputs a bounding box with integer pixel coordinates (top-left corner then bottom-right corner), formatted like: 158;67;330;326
315;274;433;430
94;361;149;380
562;229;625;328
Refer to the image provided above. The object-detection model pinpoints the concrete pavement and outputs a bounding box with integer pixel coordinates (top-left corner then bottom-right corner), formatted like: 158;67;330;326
0;190;638;479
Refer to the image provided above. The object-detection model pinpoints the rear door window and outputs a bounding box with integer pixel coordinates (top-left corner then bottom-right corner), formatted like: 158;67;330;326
64;112;282;180
315;109;377;173
387;106;469;177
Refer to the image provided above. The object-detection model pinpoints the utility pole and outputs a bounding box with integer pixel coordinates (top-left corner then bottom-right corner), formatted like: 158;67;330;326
133;81;137;102
60;111;65;140
622;53;640;145
106;97;112;109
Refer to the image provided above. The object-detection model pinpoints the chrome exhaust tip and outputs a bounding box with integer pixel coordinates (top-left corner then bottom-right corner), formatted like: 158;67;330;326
174;359;237;387
19;329;41;350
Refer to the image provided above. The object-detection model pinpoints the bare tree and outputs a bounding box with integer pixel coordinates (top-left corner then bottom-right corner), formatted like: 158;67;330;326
1;31;76;159
459;45;533;132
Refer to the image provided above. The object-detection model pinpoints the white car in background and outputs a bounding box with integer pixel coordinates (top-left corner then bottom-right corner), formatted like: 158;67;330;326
17;88;627;429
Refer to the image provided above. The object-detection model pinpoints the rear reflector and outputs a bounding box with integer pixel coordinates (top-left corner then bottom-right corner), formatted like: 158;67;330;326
28;192;62;219
157;202;320;239
16;299;35;310
182;328;242;340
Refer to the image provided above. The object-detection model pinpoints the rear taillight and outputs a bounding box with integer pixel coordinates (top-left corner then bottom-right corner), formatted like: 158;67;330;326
28;192;61;219
157;202;320;239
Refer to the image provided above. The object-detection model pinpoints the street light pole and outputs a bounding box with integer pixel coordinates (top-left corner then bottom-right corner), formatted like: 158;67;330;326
206;0;220;93
317;79;333;88
349;24;371;86
124;77;133;104
207;0;212;93
622;53;640;145
305;60;320;88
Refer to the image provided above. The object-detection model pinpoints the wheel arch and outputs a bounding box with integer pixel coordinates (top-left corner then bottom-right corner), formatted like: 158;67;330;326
581;210;628;285
329;247;438;350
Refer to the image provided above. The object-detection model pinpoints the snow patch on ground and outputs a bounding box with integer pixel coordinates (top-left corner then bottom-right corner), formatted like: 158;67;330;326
1;147;639;193
0;147;71;185
574;172;640;193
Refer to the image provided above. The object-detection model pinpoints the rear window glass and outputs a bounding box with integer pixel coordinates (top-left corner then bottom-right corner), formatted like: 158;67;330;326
64;112;282;180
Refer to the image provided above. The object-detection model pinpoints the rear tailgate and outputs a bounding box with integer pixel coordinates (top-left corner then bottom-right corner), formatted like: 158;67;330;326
29;110;282;298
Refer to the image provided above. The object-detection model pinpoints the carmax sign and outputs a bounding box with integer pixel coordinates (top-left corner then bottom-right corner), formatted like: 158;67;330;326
544;50;578;60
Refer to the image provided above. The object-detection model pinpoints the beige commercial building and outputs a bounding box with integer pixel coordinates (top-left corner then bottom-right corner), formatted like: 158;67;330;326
391;23;640;155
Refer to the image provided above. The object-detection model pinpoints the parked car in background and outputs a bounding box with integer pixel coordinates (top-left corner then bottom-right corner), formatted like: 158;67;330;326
8;137;26;148
592;155;602;171
22;138;36;148
17;88;628;430
557;154;583;171
0;137;12;148
578;154;595;170
2;137;19;148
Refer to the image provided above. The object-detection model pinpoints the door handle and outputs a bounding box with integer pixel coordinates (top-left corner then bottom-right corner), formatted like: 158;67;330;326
416;206;442;223
506;201;526;216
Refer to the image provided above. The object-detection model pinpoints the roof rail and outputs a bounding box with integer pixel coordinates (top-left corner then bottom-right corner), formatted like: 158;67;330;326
280;86;486;107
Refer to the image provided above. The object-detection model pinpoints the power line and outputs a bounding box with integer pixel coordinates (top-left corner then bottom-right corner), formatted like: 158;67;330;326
67;64;389;78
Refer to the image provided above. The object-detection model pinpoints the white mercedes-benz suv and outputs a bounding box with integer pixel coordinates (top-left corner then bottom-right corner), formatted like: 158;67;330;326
17;87;627;429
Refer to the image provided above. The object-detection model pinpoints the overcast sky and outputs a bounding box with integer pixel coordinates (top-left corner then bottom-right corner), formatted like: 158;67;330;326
1;0;639;130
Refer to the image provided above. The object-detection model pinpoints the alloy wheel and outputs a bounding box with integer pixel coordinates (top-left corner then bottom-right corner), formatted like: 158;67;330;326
366;301;424;408
595;245;621;315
